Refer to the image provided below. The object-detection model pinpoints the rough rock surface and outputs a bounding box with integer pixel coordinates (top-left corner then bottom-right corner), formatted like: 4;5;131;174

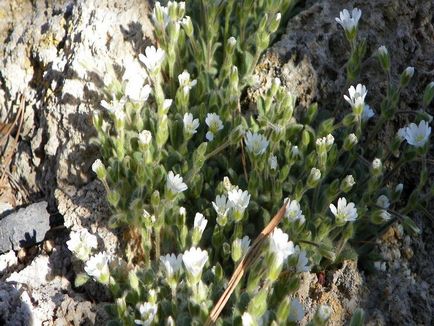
0;201;50;253
0;0;433;325
1;0;153;323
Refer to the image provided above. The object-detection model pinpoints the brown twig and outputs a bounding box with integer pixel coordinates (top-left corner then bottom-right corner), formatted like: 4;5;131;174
204;200;288;325
0;94;25;186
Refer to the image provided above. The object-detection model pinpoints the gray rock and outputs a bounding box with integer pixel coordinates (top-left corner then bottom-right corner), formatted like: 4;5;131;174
0;201;50;253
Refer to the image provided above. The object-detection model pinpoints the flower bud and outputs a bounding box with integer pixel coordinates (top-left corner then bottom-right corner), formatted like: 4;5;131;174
93;112;102;130
391;183;403;202
423;81;434;107
178;1;186;18
314;305;332;325
340;175;355;193
270;77;281;96
92;159;106;180
343;133;358;151
151;190;160;208
226;36;237;55
168;1;178;20
168;21;180;42
400;66;415;87
181;16;193;38
107;190;120;207
377;45;390;71
307;167;321;188
371;158;383;177
230;66;239;86
269;12;281;33
371;209;392;224
248;289;268;318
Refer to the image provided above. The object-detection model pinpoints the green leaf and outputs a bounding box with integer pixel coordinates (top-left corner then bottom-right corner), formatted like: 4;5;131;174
74;273;89;287
349;308;365;326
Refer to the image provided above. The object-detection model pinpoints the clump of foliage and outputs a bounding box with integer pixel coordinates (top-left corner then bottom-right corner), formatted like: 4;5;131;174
67;2;432;325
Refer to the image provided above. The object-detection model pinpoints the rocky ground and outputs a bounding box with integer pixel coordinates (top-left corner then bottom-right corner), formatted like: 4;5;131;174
0;0;433;325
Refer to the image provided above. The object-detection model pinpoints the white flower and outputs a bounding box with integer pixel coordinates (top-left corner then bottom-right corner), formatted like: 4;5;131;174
125;82;152;103
245;131;269;156
135;302;158;326
291;145;300;157
122;56;148;81
232;236;251;262
376;195;390;209
374;261;387;271
289;298;304;322
194;213;208;235
228;189;251;213
380;210;392;221
100;94;127;114
362;104;375;121
180;16;193;35
228;36;237;47
183;113;200;135
91;159;104;174
139;46;166;73
309;168;321;182
84;252;111;284
239;236;251;255
166;171;188;194
285;199;305;224
296;249;310;273
66;229;98;261
241;312;257;326
212;195;230;217
330;197;358;223
163;99;173;111
178;70;197;94
403;66;415;79
268;155;278;170
326;134;335;146
317;305;332;321
114;109;125;121
335;8;362;32
395;183;404;193
205;113;223;141
378;45;388;56
372;158;382;170
160;253;183;278
403;120;431;147
344;84;367;109
138;130;152;146
342;175;356;189
269;228;295;267
182;247;208;278
152;1;170;28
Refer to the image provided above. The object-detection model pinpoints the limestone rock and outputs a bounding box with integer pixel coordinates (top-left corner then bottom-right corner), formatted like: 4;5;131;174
0;201;50;253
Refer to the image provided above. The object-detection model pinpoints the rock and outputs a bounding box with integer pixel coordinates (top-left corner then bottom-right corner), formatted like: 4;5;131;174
0;282;34;325
0;201;50;253
0;250;18;276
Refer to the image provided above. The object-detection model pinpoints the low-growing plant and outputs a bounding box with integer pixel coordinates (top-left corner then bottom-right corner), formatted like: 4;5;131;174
67;1;433;325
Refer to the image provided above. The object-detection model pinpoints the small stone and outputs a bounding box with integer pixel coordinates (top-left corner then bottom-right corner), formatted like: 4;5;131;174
43;240;55;254
0;201;50;253
402;247;414;260
17;248;27;263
